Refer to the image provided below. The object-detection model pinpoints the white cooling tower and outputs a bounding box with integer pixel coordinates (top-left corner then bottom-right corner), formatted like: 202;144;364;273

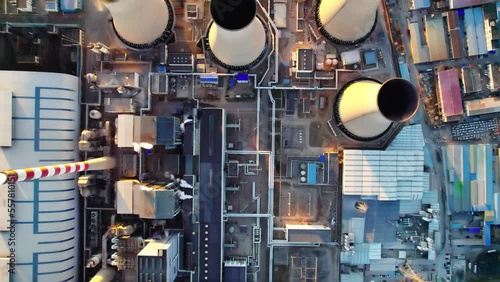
317;0;380;44
334;78;419;140
207;0;268;69
102;0;174;49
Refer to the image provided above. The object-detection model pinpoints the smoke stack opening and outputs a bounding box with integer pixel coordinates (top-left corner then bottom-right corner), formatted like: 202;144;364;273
378;79;419;122
210;0;256;30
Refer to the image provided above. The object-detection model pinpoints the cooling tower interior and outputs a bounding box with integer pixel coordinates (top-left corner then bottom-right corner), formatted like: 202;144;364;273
207;0;268;69
334;78;419;141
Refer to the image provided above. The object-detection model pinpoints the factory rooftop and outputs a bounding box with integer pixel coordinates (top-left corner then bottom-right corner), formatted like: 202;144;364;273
449;0;497;9
198;108;225;282
437;68;464;122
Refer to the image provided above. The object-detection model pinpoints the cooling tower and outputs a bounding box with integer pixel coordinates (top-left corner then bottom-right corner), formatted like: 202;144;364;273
207;0;268;69
333;78;419;141
102;0;174;49
316;0;380;44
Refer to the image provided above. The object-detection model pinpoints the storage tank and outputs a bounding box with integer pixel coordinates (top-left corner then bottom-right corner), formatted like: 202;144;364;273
333;78;419;141
102;0;174;49
316;0;380;44
207;0;268;69
0;71;81;281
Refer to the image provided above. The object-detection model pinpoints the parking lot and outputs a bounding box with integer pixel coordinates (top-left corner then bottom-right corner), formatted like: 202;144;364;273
451;119;498;141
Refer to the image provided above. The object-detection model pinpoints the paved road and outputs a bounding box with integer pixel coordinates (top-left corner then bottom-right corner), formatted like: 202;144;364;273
391;0;455;281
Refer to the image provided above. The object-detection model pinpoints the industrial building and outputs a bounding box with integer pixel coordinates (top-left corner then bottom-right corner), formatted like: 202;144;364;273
441;144;500;246
437;68;464;122
447;11;463;58
461;66;482;94
465;96;500;116
316;0;380;44
0;71;81;281
484;2;500;50
486;63;500;89
408;21;431;64
464;7;489;56
410;0;431;10
343;150;425;201
137;232;180;282
442;144;496;213
285;225;331;243
342;124;426;201
424;14;449;62
449;0;497;9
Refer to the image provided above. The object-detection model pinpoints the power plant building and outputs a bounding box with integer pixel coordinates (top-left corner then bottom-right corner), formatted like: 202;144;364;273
0;71;80;281
342;150;425;201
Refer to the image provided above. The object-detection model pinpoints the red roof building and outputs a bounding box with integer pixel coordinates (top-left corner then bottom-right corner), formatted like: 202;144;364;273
437;68;464;122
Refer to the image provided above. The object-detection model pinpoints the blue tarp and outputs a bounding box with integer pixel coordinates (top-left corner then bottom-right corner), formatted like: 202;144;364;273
236;73;249;82
467;227;481;233
307;163;316;184
399;62;410;81
485;221;492;246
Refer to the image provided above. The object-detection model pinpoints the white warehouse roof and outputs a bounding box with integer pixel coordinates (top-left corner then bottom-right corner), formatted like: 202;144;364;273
343;150;425;200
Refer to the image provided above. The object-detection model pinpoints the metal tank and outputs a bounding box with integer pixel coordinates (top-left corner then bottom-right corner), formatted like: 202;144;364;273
207;0;268;69
316;0;380;44
333;78;419;141
102;0;174;49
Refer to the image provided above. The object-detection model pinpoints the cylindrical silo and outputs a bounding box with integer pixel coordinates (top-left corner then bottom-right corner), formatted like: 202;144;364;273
207;0;268;69
0;71;81;281
316;0;380;44
102;0;174;49
333;78;419;141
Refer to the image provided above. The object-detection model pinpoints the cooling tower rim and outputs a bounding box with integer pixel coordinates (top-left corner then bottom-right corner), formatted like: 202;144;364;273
205;15;270;70
210;0;257;31
333;77;393;142
111;0;175;50
315;0;378;46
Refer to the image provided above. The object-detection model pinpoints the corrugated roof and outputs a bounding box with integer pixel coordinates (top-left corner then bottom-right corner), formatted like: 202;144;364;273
466;96;500;116
422;190;439;204
437;68;464;120
399;200;422;214
343;150;425;201
369;258;400;272
464;7;488;56
351;218;366;243
447;11;463;58
387;124;425;150
425;15;449;61
449;0;496;9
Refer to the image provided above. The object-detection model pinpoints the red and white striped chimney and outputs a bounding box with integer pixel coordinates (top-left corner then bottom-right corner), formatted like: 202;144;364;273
0;157;116;184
